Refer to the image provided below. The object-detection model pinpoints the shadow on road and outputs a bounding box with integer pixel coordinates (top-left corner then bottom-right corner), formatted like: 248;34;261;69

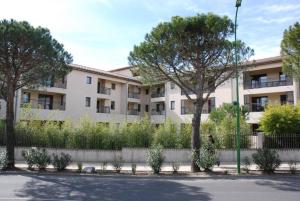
15;175;212;201
255;176;300;192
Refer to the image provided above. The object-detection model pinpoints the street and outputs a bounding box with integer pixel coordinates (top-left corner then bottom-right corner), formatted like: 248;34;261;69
0;174;299;201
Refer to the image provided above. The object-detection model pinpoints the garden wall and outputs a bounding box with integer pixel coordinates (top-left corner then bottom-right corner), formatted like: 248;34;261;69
1;147;300;163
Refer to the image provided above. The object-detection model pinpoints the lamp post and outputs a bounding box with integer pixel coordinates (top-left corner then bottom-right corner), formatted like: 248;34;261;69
235;0;242;175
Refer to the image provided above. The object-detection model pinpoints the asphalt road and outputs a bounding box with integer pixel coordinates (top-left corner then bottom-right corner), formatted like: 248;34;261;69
0;174;299;201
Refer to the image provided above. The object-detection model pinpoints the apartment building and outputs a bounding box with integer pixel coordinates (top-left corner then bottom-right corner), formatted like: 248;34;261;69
0;56;298;131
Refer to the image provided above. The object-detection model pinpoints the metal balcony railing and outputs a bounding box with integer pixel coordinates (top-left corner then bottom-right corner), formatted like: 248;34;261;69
40;81;67;89
151;110;166;115
244;79;293;89
151;92;165;98
97;87;111;95
21;99;66;111
180;107;212;115
97;106;110;113
128;92;140;99
245;101;294;112
127;109;140;115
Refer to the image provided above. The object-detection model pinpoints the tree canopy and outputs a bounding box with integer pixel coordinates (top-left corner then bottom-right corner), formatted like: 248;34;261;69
281;22;300;78
128;13;253;171
0;19;72;168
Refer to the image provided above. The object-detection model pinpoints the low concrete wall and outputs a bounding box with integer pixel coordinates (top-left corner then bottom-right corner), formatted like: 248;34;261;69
1;147;299;163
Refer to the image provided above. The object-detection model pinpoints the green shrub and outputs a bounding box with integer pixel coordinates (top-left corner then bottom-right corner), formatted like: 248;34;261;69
147;144;165;174
252;148;281;173
52;152;72;171
122;117;154;148
0;150;8;170
259;104;300;134
22;148;51;170
153;119;179;148
196;143;218;172
179;124;191;149
112;155;123;173
131;163;137;175
243;156;251;173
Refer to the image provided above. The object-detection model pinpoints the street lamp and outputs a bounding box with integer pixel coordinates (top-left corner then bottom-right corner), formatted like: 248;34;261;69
235;0;242;175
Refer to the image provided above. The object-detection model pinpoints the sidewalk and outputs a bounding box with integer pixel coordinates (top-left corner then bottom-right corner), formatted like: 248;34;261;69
14;161;300;173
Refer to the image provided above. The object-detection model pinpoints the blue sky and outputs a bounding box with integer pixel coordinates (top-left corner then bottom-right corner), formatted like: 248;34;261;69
0;0;299;70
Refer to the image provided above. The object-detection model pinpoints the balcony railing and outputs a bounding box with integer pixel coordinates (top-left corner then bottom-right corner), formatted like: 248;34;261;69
244;80;293;89
151;92;165;98
128;109;140;115
245;101;294;112
21;99;66;111
97;87;111;95
181;107;211;115
128;92;140;99
151;110;166;115
97;106;110;113
40;81;67;89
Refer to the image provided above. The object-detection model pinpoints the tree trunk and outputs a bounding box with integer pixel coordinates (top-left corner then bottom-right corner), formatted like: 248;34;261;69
191;100;203;172
5;84;15;169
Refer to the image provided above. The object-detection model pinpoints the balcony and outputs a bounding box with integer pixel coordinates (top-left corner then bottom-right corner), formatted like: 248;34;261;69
151;110;166;115
128;109;140;115
244;80;293;89
40;79;67;89
97;106;110;113
128;92;140;99
181;107;211;115
97;87;111;95
21;99;65;111
151;92;165;98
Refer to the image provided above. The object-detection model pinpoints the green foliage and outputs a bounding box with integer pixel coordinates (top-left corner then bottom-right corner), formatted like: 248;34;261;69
22;148;51;170
179;124;192;149
281;22;300;78
153;119;180;148
259;104;300;134
243;156;251;173
52;153;72;171
112;155;123;173
196;142;218;172
0;150;8;169
252;149;281;173
147;144;165;174
122;117;154;148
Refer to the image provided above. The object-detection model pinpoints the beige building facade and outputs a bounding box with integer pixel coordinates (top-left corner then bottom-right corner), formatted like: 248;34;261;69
0;56;298;131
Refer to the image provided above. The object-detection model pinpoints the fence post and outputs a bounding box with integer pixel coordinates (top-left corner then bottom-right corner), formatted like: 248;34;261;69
257;132;264;148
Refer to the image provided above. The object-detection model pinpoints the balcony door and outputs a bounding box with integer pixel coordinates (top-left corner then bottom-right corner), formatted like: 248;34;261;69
251;74;267;88
38;94;53;110
251;96;268;112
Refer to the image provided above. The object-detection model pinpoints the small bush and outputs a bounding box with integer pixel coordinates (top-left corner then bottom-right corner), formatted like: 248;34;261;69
0;150;8;170
147;144;165;174
52;153;72;171
172;162;180;174
196;143;218;172
112;155;123;173
77;162;83;172
22;148;51;170
131;163;137;175
252;148;281;173
101;161;108;172
243;156;251;173
288;160;297;174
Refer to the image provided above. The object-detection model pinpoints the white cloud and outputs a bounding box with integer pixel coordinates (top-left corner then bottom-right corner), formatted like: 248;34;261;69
262;3;300;13
252;16;299;24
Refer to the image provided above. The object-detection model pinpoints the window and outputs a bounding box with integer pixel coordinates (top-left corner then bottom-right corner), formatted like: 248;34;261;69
145;104;149;112
60;95;64;106
85;97;91;107
251;96;268;112
279;72;287;81
138;104;141;112
86;76;92;84
171;101;175;110
145;89;149;95
138;87;141;94
111;101;115;110
251;74;267;88
280;95;287;105
111;83;116;90
38;94;53;109
22;92;30;103
170;82;175;89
